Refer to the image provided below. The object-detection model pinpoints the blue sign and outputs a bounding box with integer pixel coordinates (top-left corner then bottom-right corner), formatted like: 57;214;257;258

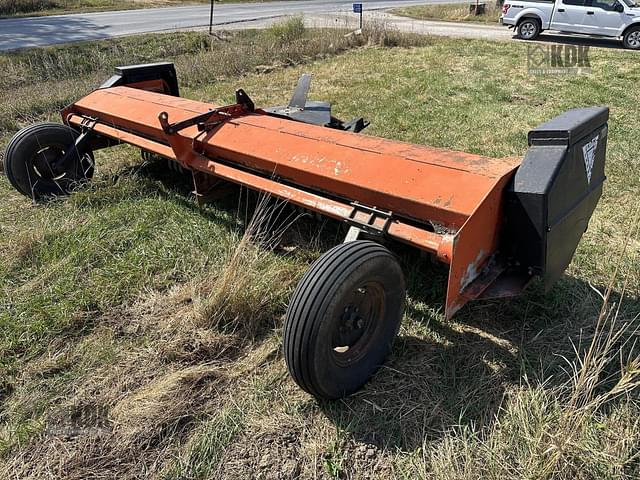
353;3;362;13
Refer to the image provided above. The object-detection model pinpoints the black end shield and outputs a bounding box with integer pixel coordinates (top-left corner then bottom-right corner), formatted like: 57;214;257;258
503;106;609;286
100;62;180;97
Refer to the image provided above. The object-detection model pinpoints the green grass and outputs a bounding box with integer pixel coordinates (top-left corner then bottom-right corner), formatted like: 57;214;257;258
392;2;502;24
1;23;639;479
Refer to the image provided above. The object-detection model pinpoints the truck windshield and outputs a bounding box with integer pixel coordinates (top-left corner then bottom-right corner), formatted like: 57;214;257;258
621;0;638;6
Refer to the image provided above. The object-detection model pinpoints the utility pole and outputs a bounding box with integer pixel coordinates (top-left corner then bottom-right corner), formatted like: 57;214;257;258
209;0;216;35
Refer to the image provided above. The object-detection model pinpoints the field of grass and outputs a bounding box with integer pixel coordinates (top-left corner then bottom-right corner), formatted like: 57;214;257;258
392;2;502;24
1;19;639;479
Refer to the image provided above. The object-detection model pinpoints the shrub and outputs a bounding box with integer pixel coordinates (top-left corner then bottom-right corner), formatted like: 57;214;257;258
0;0;58;16
267;16;306;45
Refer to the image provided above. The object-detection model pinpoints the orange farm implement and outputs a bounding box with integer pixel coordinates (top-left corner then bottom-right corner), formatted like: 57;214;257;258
3;63;608;399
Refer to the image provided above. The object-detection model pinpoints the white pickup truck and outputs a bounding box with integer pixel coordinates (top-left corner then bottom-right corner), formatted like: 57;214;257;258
500;0;640;49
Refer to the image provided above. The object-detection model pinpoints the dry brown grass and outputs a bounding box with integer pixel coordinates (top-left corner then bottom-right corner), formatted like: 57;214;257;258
416;214;640;480
196;194;305;339
535;212;640;477
0;187;312;478
1;282;271;478
110;364;223;439
392;2;502;24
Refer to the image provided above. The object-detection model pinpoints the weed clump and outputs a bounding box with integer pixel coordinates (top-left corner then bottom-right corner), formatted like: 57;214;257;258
362;18;432;48
0;0;58;16
197;195;304;338
267;16;306;45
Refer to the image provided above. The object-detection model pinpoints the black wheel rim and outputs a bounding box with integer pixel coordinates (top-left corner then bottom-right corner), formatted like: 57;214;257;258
28;143;93;193
331;281;385;367
31;145;68;180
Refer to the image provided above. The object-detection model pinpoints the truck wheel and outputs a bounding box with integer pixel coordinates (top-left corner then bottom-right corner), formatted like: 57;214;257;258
283;240;405;399
623;26;640;50
517;19;541;40
3;123;94;199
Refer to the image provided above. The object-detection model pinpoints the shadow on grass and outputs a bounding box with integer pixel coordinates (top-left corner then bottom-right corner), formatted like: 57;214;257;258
129;155;347;249
116;159;640;452
318;247;640;451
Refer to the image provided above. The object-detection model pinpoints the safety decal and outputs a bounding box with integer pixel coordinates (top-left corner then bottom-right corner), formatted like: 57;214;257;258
582;135;598;184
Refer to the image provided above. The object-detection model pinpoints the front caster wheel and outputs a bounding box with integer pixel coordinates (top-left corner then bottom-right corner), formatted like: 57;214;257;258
3;123;94;199
284;240;405;399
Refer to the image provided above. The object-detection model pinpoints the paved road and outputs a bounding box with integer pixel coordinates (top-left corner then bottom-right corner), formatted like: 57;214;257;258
307;11;626;48
0;0;467;50
307;11;511;40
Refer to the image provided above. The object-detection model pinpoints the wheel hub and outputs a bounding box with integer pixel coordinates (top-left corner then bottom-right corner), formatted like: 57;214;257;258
332;283;384;364
336;305;366;349
32;146;67;180
522;24;535;38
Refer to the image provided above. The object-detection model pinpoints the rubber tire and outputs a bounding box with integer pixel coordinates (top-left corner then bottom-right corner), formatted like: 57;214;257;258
3;123;94;199
623;26;640;50
517;19;541;40
284;240;406;399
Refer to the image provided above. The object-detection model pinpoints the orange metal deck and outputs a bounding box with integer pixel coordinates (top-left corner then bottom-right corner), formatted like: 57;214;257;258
66;86;520;229
63;86;522;317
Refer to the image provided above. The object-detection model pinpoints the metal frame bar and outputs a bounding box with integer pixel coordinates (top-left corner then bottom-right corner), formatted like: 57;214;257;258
66;113;450;258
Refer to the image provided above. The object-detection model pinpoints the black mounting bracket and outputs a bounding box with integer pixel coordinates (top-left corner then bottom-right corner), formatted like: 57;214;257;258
345;202;394;236
264;74;369;133
54;115;98;171
159;89;255;135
